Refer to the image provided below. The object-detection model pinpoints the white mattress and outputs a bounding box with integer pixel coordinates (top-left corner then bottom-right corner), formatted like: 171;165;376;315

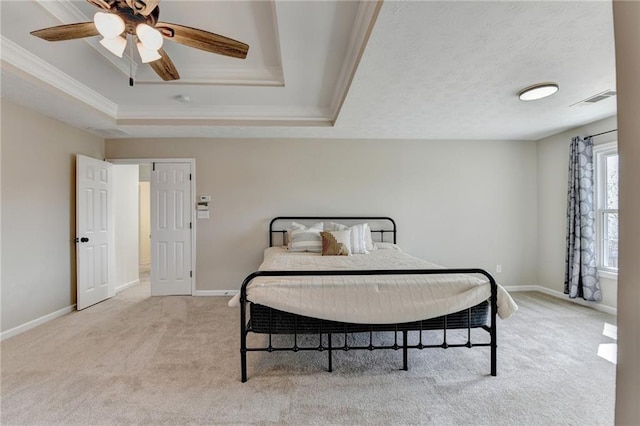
228;244;518;324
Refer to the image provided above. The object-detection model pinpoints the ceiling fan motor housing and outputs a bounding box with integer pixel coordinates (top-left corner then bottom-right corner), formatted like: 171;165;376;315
114;4;160;35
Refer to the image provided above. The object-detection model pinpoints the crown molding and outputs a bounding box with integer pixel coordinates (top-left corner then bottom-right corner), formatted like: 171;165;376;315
34;0;137;77
134;66;284;86
34;0;89;25
269;0;285;86
0;36;118;117
328;0;383;121
116;118;333;127
116;104;331;126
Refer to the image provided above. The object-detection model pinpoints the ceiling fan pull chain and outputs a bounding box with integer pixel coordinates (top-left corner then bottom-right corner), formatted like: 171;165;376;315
129;34;134;87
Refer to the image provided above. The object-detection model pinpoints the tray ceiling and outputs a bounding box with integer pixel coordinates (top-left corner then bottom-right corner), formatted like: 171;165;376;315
0;1;617;140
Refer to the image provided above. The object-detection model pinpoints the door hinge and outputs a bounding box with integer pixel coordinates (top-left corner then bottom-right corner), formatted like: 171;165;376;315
152;162;156;171
189;222;192;229
189;173;192;180
190;271;193;278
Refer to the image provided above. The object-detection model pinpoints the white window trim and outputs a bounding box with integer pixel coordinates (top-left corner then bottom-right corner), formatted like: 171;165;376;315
593;141;618;279
598;269;618;280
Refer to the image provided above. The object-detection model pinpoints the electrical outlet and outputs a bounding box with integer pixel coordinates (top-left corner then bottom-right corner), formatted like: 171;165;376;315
496;265;502;273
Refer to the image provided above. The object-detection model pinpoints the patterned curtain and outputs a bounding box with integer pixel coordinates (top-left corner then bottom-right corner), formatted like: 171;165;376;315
564;136;602;301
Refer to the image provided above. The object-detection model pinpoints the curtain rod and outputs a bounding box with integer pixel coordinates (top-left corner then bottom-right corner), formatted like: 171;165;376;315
587;129;617;138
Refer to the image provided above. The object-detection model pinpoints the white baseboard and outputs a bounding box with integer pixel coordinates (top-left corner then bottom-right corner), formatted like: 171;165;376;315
503;285;539;292
0;304;75;341
505;284;617;316
193;290;239;297
116;279;140;293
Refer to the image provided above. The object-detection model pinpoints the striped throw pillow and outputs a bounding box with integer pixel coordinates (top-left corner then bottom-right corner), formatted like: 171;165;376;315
287;222;324;252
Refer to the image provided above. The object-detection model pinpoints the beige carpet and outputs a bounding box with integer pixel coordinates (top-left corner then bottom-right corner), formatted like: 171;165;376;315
1;281;616;425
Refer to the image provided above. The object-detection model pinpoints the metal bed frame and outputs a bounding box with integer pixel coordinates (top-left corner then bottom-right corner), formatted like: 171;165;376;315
239;216;498;382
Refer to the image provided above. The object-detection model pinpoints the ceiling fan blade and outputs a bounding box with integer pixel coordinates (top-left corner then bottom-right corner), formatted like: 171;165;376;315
86;0;115;11
30;22;99;42
125;0;160;16
149;48;180;81
156;22;249;59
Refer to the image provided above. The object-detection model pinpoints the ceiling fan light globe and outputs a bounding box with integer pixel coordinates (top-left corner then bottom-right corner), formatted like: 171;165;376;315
100;36;127;58
94;12;125;39
136;24;164;51
137;42;162;63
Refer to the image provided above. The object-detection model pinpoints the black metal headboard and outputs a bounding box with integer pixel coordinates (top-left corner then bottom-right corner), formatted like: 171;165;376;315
269;216;397;247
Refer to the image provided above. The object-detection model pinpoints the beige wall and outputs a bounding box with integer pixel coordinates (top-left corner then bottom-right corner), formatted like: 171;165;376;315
536;115;618;309
1;99;104;332
613;1;640;423
106;138;538;292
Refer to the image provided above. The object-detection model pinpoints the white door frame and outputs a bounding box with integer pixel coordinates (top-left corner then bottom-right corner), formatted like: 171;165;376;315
108;158;197;295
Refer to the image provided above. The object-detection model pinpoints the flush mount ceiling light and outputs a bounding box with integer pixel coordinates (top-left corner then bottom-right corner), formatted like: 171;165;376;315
518;83;559;101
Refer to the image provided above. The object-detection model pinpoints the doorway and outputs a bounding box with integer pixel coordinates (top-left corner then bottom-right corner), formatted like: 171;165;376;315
113;163;142;293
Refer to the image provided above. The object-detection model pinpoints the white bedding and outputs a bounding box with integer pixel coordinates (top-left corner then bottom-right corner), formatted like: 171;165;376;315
228;244;518;324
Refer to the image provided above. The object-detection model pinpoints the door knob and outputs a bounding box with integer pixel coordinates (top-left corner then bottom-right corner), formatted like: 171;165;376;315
80;237;89;243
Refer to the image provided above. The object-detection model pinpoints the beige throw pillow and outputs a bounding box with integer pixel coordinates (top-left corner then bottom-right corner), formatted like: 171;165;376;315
320;230;351;256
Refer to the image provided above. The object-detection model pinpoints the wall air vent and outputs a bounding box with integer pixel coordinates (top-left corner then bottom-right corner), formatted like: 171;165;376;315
571;90;617;107
87;128;131;137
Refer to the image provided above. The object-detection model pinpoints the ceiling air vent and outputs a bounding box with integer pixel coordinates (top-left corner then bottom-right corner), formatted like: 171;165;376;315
87;128;131;137
584;90;617;103
571;90;617;107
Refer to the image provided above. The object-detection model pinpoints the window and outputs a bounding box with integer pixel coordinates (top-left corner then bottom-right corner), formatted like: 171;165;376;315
593;142;619;275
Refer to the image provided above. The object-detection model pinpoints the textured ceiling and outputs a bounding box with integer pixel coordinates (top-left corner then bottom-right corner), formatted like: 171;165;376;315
0;0;617;141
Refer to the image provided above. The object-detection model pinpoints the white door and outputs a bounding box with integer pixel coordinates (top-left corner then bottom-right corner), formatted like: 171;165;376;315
76;155;115;310
151;163;193;295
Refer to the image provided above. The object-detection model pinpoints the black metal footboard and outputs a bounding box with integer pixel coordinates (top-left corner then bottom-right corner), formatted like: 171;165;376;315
239;269;498;382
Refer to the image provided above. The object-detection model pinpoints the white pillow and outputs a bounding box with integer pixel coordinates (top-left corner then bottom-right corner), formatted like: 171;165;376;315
325;222;373;254
287;222;323;252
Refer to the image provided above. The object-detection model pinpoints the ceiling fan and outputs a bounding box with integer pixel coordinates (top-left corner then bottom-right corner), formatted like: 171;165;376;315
30;0;249;84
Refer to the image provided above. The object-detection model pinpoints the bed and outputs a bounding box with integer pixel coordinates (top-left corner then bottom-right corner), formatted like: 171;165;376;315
232;216;517;382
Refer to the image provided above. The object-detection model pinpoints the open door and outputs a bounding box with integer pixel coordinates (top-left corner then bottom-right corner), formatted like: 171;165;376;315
151;162;193;295
76;155;115;310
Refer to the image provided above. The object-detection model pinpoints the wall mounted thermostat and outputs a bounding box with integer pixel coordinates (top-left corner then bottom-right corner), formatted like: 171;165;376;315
197;195;212;219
